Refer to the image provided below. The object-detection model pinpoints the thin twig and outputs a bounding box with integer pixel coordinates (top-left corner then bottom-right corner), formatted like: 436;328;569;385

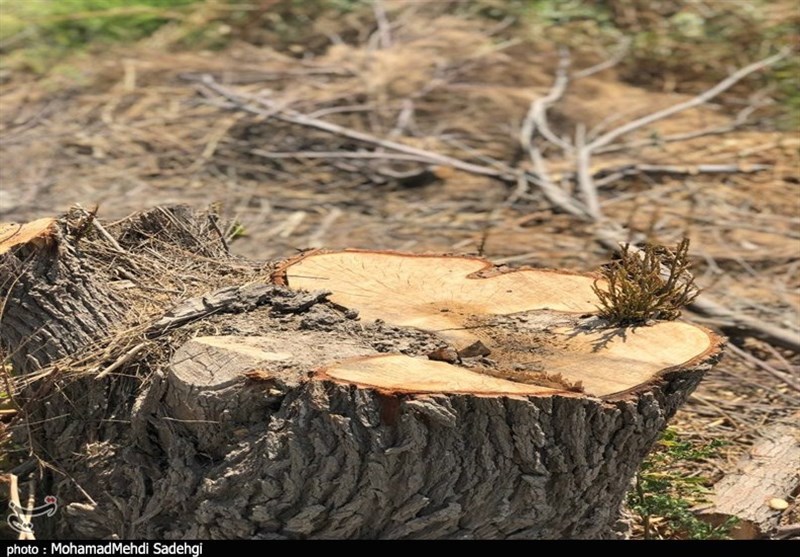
587;48;790;152
95;342;148;380
762;343;798;375
76;204;125;253
574;123;601;220
519;47;573;154
206;214;229;254
726;342;800;392
588;163;772;189
388;99;414;138
195;75;512;180
692;393;745;429
373;0;392;49
504;171;531;207
36;458;98;507
600;162;771;178
250;149;434;164
573;37;632;79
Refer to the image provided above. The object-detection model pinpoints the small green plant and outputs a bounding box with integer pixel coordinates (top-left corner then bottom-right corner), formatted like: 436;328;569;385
226;220;247;241
592;238;699;326
629;428;736;539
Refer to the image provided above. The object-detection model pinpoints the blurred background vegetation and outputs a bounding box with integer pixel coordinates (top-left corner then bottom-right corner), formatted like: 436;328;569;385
0;0;797;130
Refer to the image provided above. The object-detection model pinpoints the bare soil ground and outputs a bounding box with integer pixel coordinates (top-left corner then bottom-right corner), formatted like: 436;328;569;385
1;0;798;539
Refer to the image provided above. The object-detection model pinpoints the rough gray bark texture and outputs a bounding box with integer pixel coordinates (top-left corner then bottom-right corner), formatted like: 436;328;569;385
0;212;125;373
1;206;722;540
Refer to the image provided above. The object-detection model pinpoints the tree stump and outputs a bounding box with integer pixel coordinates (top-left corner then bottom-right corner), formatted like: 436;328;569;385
0;207;723;539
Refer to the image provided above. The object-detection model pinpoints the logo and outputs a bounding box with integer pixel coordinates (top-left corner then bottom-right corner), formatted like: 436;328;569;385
7;496;58;535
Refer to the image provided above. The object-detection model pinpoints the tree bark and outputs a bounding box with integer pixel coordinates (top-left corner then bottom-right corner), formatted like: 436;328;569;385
0;215;124;373
0;207;723;540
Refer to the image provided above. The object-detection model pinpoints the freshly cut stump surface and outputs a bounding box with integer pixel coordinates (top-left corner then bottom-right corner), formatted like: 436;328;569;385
280;250;718;397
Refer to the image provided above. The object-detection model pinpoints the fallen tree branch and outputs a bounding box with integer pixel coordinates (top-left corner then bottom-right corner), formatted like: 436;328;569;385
519;47;573;155
572;37;632;80
587;48;790;152
593;100;768;155
695;418;800;539
574;123;601;219
726;343;800;392
195;75;513;180
372;0;393;49
94;342;148;380
689;296;800;354
591;163;772;188
514;48;800;354
774;524;800;540
250;149;435;164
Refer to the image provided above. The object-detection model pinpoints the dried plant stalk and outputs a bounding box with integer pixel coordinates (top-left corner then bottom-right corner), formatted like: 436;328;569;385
592;238;700;326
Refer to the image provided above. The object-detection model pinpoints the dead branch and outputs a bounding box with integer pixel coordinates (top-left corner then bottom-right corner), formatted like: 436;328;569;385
250;149;434;164
593;99;769;155
94;342;148;380
517;47;800;354
195;75;512;181
775;524;800;540
519;47;573;155
590;163;772;188
574;123;601;219
572;37;632;80
726;343;800;392
73;204;125;253
586;48;790;152
372;0;393;49
690;296;800;353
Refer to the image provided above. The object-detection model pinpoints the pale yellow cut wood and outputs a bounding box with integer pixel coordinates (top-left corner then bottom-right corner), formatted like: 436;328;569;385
0;218;57;254
321;355;559;396
518;321;712;396
170;333;376;389
286;250;598;345
284;251;717;398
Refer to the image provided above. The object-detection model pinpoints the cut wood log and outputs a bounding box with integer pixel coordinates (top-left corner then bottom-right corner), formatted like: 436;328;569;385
0;208;723;539
696;418;800;539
